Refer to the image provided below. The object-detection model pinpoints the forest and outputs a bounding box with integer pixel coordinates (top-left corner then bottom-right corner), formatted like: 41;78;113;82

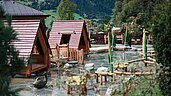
18;0;115;18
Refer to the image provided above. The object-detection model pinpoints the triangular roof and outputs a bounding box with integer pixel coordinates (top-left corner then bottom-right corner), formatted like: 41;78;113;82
10;19;49;58
49;20;88;48
0;0;49;17
11;20;39;57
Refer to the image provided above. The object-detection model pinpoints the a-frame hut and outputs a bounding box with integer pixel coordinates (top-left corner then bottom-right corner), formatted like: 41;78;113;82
49;20;90;54
0;0;51;77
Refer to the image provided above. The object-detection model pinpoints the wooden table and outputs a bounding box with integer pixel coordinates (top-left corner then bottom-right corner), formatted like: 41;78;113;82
95;72;114;85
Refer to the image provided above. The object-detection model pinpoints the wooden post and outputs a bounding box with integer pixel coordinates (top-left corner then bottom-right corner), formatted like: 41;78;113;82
112;32;116;48
108;27;113;72
105;75;107;82
100;75;103;85
142;29;147;66
67;85;71;94
96;74;99;83
124;25;128;46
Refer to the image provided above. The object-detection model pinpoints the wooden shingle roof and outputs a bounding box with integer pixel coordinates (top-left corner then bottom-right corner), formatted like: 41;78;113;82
11;19;40;57
0;0;49;17
49;20;85;48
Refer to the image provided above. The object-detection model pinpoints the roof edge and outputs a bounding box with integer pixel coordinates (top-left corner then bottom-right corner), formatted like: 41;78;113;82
54;20;85;22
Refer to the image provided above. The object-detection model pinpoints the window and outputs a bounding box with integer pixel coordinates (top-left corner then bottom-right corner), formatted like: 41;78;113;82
60;34;71;44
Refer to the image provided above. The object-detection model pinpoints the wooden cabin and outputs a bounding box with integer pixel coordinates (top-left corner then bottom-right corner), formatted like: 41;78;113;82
90;32;108;44
0;0;51;77
112;26;153;45
147;33;153;44
112;27;124;44
131;32;143;45
49;20;90;54
49;20;90;64
131;32;152;45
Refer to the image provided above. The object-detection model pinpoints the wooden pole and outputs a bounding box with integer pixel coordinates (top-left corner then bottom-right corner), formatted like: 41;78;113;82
142;29;147;66
124;25;128;46
108;29;113;72
112;32;116;48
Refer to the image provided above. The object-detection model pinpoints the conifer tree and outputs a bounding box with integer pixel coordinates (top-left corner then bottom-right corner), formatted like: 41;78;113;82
0;6;24;96
57;0;76;20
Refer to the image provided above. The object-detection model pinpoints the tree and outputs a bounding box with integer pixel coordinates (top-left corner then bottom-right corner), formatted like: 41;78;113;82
57;0;77;20
0;7;24;96
112;0;124;27
112;0;154;45
151;0;171;95
83;14;92;38
112;0;171;95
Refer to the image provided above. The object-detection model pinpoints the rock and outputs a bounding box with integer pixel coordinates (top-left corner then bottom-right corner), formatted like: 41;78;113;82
84;63;94;71
127;62;143;72
105;84;121;96
96;66;109;72
33;72;48;89
63;63;72;68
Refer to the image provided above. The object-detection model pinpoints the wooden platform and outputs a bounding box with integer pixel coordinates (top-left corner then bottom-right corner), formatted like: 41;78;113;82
20;64;47;77
143;60;156;64
127;58;145;64
114;71;153;76
31;64;47;72
90;46;108;53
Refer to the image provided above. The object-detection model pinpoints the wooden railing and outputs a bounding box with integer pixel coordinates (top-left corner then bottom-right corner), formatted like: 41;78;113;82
51;44;84;64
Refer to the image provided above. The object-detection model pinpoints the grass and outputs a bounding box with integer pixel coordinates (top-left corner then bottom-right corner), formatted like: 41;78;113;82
42;10;57;29
17;1;32;5
127;77;163;96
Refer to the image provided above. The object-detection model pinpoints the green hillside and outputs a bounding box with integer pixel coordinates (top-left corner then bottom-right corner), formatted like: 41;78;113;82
17;0;115;19
42;10;83;29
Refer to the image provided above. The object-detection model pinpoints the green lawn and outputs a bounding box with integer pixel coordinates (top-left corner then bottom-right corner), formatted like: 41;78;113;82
42;10;57;29
17;1;32;5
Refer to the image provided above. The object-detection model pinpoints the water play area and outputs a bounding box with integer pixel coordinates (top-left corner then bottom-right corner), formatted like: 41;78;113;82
11;45;156;96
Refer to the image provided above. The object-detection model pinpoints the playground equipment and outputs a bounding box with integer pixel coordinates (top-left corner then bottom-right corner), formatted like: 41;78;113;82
112;58;145;72
95;70;153;85
66;72;91;94
95;29;156;85
95;71;114;85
